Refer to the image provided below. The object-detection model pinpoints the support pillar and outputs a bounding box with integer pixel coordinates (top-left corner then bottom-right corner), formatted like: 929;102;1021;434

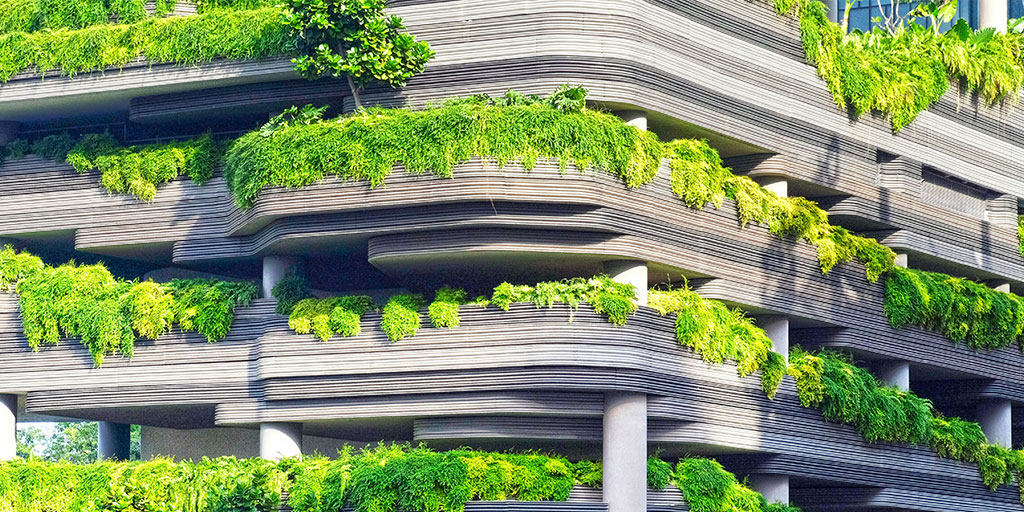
0;395;14;461
989;280;1011;293
979;0;1008;32
894;253;908;268
98;422;131;461
260;422;302;460
603;392;646;512
876;361;910;391
756;176;788;198
760;316;790;362
817;0;838;22
618;110;647;132
262;256;298;299
603;260;648;307
748;474;789;505
978;400;1012;448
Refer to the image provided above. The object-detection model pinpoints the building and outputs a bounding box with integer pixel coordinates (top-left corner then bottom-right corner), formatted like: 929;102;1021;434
0;0;1022;511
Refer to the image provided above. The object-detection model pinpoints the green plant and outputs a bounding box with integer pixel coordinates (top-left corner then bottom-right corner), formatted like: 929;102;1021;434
1018;215;1024;257
380;294;426;341
271;268;312;315
0;246;256;365
288;295;375;341
281;0;434;108
676;458;771;512
428;287;466;328
489;275;637;325
884;266;1024;350
775;0;1024;131
760;351;787;399
648;287;773;378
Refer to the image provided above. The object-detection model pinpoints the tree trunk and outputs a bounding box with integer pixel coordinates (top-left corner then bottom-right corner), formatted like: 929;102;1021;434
346;75;363;110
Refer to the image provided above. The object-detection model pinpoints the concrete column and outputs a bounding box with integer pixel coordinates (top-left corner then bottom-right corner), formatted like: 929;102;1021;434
618;110;647;132
748;474;789;505
603;260;648;307
0;395;15;460
979;0;1008;32
894;253;908;268
262;256;298;299
603;392;647;512
876;361;910;391
760;316;790;363
989;280;1011;293
0;121;20;145
817;0;838;22
97;422;131;461
757;176;788;198
978;400;1012;448
260;422;302;460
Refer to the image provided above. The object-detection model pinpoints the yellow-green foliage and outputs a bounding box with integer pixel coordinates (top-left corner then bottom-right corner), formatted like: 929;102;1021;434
668;139;895;282
380;294;426;342
65;133;217;201
884;266;1024;349
428;287;467;329
1018;215;1024;257
0;6;288;81
776;0;1024;131
288;296;375;341
489;275;637;325
0;246;256;365
787;348;1024;499
677;458;790;512
648;288;773;378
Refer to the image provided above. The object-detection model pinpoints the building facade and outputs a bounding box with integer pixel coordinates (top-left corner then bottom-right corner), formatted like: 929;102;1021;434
0;0;1022;511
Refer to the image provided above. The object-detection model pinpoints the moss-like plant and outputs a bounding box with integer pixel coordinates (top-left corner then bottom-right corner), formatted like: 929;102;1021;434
0;6;289;82
648;288;773;379
66;133;218;201
288;295;375;341
1018;215;1024;257
490;275;638;325
380;294;426;341
775;0;1024;131
0;246;256;365
270;268;312;316
428;287;467;328
884;266;1024;350
760;351;787;399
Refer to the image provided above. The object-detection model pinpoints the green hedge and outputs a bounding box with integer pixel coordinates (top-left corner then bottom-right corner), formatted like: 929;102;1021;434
0;5;288;81
787;349;1024;500
884;266;1024;350
774;0;1024;131
0;0;176;36
225;89;893;282
0;447;798;512
0;246;257;365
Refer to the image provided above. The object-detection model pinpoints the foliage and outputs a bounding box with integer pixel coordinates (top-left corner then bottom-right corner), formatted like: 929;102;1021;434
0;0;153;36
884;266;1024;350
66;133;218;201
760;351;787;399
380;294;426;342
648;288;773;378
428;287;466;329
646;457;673;491
676;458;776;512
0;456;287;512
280;0;434;107
224;92;664;208
14;427;44;460
490;275;637;325
271;268;312;315
0;6;290;82
1019;215;1024;257
288;295;375;341
775;0;1024;131
0;246;256;365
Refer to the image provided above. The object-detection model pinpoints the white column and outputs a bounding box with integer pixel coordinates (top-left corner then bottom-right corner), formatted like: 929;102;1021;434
262;256;298;299
603;260;648;307
0;395;14;460
757;176;788;198
760;316;790;363
603;392;647;512
979;0;1008;32
978;400;1012;448
618;110;647;132
894;253;908;268
989;281;1011;293
876;361;910;391
98;422;131;461
749;474;789;505
818;0;839;22
260;422;302;460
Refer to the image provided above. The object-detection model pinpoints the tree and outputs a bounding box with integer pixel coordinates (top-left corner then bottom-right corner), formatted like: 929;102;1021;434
15;426;46;458
281;0;435;109
38;422;141;462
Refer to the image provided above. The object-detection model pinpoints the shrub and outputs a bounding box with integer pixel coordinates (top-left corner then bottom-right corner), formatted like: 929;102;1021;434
271;268;312;315
676;458;767;512
428;287;467;328
380;294;426;341
288;295;375;341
